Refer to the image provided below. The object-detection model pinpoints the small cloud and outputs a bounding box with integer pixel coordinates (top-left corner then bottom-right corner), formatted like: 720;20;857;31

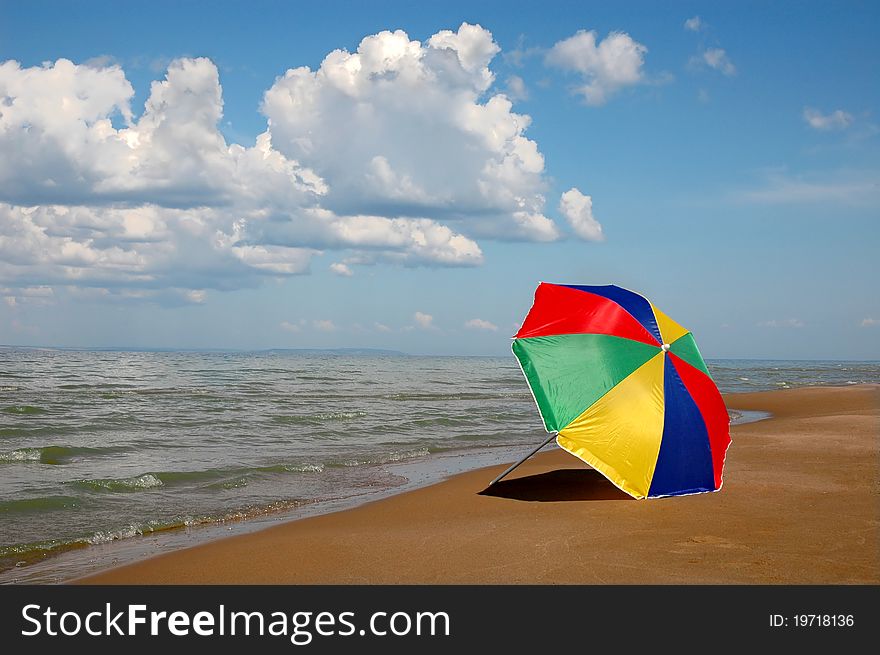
280;320;303;333
374;322;392;332
82;54;119;70
685;20;734;77
465;318;498;331
545;29;648;105
692;48;736;76
684;16;704;32
559;187;604;241
697;88;710;104
860;318;880;327
329;262;353;277
185;289;206;304
803;107;853;131
4;296;16;308
313;319;337;332
758;318;805;328
414;311;434;329
505;75;528;101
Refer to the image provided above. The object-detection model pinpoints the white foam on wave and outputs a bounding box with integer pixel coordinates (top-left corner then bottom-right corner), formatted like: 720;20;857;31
80;473;165;491
340;447;431;467
282;463;325;473
0;448;42;462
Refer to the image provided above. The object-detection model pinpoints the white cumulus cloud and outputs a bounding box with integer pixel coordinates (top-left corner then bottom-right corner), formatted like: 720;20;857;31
262;24;555;241
329;262;353;277
464;318;498;331
545;29;647;105
684;17;704;32
692;48;736;76
860;318;880;327
313;319;337;332
559;188;604;241
0;23;582;303
414;311;434;329
803;108;854;131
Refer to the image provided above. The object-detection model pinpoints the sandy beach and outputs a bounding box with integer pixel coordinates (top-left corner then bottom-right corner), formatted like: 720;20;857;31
79;385;878;584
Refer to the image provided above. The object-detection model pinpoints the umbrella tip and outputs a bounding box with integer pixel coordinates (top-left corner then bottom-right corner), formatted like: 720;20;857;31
661;343;671;352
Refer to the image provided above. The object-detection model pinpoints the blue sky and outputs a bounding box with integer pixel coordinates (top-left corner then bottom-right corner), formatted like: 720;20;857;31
0;0;877;358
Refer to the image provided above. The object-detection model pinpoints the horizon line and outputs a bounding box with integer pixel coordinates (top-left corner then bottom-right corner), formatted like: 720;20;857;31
0;343;878;363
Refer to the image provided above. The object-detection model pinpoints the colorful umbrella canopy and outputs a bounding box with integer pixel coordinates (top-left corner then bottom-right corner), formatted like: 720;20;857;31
512;283;731;499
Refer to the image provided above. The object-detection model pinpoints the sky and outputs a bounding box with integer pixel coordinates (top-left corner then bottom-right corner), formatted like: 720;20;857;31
0;0;877;358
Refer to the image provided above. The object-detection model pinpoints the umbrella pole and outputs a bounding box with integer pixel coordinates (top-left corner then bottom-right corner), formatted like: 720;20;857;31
487;432;558;487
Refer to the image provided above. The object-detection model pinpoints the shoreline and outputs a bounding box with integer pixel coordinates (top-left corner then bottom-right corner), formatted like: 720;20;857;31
75;384;879;584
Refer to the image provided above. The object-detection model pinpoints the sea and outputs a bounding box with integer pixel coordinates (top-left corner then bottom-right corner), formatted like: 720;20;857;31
1;348;877;584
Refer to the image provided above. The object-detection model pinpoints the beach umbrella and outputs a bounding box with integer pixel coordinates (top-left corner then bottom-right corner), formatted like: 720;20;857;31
491;283;731;499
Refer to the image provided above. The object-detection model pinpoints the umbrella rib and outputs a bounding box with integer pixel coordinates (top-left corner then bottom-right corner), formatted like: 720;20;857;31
487;432;558;487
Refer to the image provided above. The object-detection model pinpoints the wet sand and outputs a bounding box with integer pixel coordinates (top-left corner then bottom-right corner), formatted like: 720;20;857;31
80;385;879;584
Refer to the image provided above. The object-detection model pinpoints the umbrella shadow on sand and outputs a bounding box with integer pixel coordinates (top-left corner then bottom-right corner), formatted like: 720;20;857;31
478;468;633;502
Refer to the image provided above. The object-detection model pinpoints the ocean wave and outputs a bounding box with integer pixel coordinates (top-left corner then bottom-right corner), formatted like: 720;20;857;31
331;447;431;467
203;463;326;489
92;387;228;401
158;463;326;485
70;473;164;492
0;445;130;465
2;405;47;415
271;411;367;424
58;383;137;390
268;463;325;473
0;448;47;463
205;476;250;490
384;392;504;401
0;539;90;571
0;500;308;572
68;462;326;494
